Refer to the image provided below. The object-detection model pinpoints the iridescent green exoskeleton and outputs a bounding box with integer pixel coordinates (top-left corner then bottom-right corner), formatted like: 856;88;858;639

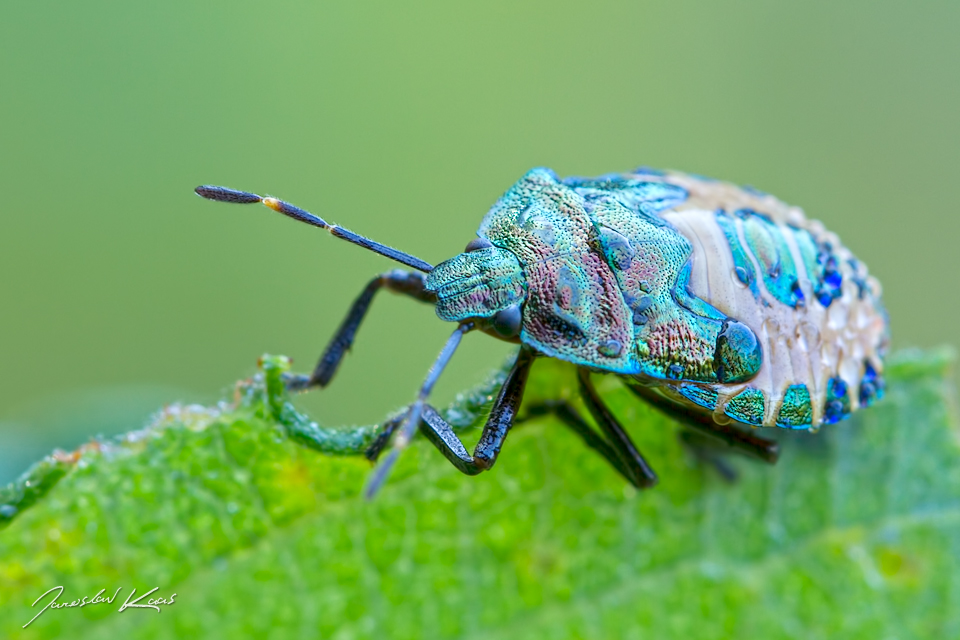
196;167;888;496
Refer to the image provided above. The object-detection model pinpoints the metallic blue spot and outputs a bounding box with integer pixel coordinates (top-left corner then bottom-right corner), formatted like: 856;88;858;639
859;360;885;407
789;226;843;308
848;258;869;299
791;280;805;304
679;384;719;411
824;377;851;425
832;378;848;397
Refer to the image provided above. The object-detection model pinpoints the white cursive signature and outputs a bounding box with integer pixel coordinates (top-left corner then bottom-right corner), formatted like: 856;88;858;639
23;585;177;628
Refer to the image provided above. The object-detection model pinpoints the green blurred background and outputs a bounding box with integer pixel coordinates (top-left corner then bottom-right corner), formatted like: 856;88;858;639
1;1;957;483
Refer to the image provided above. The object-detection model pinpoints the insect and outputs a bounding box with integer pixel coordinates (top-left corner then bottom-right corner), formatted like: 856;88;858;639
196;167;888;496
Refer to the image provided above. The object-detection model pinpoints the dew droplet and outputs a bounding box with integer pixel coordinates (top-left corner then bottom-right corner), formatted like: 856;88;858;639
597;340;623;358
733;266;750;287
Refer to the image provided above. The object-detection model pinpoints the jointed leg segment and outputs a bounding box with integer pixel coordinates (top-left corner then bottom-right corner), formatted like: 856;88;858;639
367;363;659;490
577;369;659;488
521;400;638;485
285;269;435;391
367;347;537;476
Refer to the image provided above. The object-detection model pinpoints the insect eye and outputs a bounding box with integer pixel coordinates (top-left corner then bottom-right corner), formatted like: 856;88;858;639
491;304;522;338
464;237;494;252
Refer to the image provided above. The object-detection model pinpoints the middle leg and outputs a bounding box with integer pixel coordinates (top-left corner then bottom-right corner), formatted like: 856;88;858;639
366;347;536;475
521;400;637;486
577;369;659;488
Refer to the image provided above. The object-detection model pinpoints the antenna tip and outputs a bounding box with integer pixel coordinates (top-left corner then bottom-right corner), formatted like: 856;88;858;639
195;185;262;204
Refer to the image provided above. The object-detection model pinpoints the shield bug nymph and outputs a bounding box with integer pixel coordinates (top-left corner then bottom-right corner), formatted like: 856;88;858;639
196;167;888;496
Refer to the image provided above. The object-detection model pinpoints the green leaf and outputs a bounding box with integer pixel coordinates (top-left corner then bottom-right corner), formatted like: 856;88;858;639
2;349;959;639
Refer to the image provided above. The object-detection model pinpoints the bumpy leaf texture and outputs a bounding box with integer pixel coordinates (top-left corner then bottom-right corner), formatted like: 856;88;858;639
1;349;958;639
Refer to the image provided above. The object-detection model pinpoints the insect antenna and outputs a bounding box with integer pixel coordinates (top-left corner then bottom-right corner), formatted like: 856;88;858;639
194;185;434;273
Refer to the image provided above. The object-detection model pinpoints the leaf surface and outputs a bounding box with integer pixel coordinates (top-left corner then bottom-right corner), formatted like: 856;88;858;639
1;349;958;639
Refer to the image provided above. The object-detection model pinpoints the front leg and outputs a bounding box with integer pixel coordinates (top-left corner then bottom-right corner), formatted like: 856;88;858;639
285;269;436;391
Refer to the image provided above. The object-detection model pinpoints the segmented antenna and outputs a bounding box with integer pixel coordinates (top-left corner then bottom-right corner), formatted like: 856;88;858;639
195;185;434;273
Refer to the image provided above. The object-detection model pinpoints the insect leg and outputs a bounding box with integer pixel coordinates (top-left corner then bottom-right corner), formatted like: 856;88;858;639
365;348;536;476
577;369;659;488
625;385;779;464
416;406;485;475
677;430;739;482
364;412;404;463
521;401;636;485
285;270;436;391
363;323;475;497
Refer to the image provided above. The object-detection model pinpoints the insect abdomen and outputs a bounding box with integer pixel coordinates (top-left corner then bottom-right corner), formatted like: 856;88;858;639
657;173;888;429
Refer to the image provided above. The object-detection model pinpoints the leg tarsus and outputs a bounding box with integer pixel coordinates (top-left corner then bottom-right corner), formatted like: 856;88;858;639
364;413;404;462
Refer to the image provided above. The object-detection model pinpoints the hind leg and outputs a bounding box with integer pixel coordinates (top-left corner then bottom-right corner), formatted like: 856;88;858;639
677;430;740;482
626;384;779;464
521;400;639;486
